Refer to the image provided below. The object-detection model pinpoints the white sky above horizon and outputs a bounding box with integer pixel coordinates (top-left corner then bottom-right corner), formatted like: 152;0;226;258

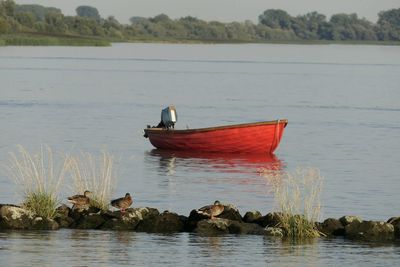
15;0;400;23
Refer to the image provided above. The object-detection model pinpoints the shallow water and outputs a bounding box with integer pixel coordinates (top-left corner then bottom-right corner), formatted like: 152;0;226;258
0;43;400;265
0;230;399;267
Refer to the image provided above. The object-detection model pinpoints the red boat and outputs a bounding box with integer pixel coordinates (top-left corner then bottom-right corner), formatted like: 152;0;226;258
144;119;288;154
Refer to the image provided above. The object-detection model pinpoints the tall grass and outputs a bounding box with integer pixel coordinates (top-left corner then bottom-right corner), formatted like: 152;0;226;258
7;145;71;219
261;167;323;239
68;152;116;211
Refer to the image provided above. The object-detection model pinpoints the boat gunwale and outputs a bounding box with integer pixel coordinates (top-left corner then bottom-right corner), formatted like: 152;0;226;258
144;119;288;134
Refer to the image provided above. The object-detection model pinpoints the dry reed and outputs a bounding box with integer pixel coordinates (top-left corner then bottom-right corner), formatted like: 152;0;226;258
68;151;116;211
261;167;323;239
6;145;71;219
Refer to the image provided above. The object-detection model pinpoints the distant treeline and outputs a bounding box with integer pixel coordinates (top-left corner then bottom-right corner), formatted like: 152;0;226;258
1;0;400;43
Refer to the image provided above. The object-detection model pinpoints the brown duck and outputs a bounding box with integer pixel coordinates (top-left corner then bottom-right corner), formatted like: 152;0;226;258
197;200;224;219
111;193;133;214
67;190;92;209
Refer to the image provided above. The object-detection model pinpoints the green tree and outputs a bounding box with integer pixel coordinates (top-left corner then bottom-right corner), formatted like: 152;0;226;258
0;16;10;33
130;16;148;24
259;9;292;29
15;4;61;21
324;13;376;40
376;8;400;40
291;12;326;39
76;5;100;21
1;0;15;17
150;13;170;23
15;11;35;27
45;11;66;33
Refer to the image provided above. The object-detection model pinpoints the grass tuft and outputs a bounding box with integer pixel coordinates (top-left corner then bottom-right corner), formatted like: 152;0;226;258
68;152;116;211
261;167;323;239
7;145;70;219
22;192;59;219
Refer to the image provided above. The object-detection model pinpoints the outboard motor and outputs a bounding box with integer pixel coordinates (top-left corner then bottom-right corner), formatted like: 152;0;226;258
160;106;177;129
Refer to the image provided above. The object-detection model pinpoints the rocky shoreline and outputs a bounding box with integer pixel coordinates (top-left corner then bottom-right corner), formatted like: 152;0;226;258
0;203;399;242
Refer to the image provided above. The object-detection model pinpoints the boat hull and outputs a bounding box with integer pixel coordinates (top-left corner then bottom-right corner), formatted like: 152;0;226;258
144;120;288;154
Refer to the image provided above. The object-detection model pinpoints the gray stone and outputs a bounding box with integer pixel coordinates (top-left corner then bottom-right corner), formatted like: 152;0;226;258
102;207;160;231
0;205;34;230
217;204;243;222
151;211;185;233
317;218;345;236
195;218;230;235
31;217;59;230
387;217;400;238
255;212;284;227
339;215;362;226
135;207;161;232
75;214;106;229
243;211;262;223
56;204;71;217
187;209;212;232
229;221;265;235
54;215;74;228
345;220;395;241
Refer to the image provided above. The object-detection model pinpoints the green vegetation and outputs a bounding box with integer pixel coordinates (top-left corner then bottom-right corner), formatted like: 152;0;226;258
0;33;110;46
1;0;400;45
6;145;117;217
6;145;69;219
0;0;400;45
262;167;323;239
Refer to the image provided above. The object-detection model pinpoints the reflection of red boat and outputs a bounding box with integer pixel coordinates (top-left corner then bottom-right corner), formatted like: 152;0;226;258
147;149;284;174
144;120;288;154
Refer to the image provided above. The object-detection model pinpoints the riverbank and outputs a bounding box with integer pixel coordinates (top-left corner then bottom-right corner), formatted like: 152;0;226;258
0;203;398;243
0;33;111;46
1;33;400;47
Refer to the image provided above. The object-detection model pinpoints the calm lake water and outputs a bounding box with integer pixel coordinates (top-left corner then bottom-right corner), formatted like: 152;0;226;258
1;43;400;266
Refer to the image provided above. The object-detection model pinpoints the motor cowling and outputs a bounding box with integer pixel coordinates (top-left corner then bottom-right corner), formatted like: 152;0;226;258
161;106;177;129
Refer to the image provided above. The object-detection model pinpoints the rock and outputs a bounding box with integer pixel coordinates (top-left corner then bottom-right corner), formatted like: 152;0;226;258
186;209;212;232
218;204;243;222
317;218;345;236
31;217;59;230
265;227;284;237
387;217;400;238
54;215;74;228
56;204;71;217
345;220;395;241
187;203;242;232
228;221;265;235
54;204;74;228
135;208;161;232
0;205;34;230
254;212;284;227
195;217;265;236
243;211;262;223
195;218;230;235
75;214;106;229
339;215;362;226
102;207;160;231
144;211;185;233
135;210;184;233
69;208;89;223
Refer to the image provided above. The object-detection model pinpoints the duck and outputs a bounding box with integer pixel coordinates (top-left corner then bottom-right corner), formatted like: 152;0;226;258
197;200;225;219
67;190;92;210
111;193;133;214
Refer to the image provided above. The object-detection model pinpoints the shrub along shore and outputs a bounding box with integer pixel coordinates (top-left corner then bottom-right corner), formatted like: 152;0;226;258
0;202;399;243
1;1;400;46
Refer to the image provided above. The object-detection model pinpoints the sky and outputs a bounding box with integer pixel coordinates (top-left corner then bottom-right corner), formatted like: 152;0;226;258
15;0;400;23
